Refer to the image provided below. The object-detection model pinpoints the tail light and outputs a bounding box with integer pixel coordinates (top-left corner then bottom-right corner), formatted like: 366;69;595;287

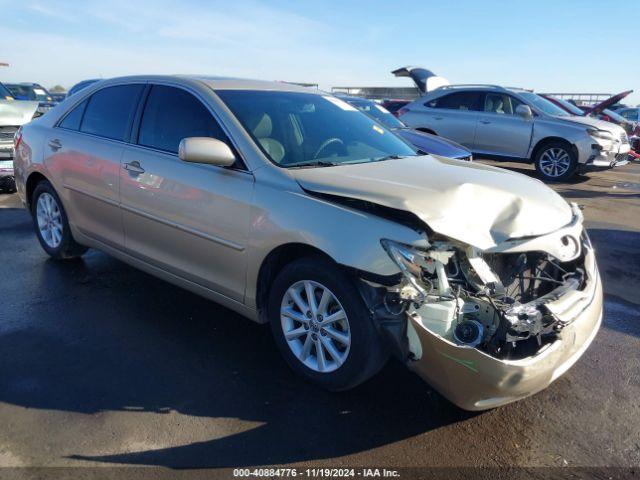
397;107;409;117
14;127;23;150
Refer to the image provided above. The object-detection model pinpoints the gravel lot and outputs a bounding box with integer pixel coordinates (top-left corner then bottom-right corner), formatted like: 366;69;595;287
0;161;639;472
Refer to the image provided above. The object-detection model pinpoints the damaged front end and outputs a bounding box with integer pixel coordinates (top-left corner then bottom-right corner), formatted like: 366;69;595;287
358;203;602;410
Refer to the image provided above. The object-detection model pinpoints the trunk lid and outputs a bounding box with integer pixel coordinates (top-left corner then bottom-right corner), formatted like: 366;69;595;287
391;66;450;95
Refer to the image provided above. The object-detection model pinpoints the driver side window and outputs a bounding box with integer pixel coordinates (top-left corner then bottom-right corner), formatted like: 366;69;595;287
483;93;524;115
138;85;230;155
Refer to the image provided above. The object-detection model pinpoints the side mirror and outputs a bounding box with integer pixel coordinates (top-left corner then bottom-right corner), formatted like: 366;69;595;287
178;137;236;167
516;104;533;119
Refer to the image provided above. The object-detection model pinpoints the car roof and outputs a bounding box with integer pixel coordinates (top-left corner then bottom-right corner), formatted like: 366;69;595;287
96;75;324;94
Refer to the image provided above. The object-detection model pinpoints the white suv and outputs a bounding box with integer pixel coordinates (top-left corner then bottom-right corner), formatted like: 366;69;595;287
399;85;630;181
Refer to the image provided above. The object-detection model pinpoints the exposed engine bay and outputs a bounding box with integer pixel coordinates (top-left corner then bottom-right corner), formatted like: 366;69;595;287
359;209;590;361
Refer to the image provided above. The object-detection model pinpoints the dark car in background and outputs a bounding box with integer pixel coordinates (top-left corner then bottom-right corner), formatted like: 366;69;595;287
380;99;410;117
337;94;472;161
67;78;101;97
617;107;640;123
49;92;67;103
5;83;57;114
0;82;14;100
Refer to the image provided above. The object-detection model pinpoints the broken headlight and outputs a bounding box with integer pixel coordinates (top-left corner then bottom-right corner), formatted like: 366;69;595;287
587;128;614;142
380;239;430;301
380;239;458;303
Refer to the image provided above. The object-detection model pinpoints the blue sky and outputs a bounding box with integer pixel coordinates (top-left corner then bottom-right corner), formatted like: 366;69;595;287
2;0;639;104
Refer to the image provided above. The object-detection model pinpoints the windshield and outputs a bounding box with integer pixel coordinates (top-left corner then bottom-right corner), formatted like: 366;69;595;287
0;82;13;99
549;96;584;116
343;98;405;129
216;90;417;167
518;92;571;116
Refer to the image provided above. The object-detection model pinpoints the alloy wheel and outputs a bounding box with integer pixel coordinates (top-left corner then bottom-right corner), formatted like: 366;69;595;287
539;147;571;178
36;192;63;248
280;280;351;373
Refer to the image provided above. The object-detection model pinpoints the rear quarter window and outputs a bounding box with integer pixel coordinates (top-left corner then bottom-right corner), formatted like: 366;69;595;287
59;100;88;131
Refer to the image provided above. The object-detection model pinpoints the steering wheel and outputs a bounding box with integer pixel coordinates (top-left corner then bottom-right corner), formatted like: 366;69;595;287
313;138;346;160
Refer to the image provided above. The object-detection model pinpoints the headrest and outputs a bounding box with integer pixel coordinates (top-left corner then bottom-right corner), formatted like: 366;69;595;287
253;113;272;138
485;97;493;111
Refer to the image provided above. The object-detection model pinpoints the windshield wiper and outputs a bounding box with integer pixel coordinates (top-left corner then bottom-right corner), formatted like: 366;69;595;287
289;160;338;168
372;154;405;162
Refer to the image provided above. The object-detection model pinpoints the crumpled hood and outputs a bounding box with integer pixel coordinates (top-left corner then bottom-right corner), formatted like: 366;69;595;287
0;100;39;125
291;155;573;250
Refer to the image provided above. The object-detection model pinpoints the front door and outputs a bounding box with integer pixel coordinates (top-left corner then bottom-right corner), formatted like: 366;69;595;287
119;84;254;302
474;93;533;158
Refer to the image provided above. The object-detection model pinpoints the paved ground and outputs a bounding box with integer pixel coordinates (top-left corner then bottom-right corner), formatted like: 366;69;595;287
0;161;639;471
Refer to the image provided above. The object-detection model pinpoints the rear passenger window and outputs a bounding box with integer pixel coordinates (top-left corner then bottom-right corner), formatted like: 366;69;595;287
138;85;229;154
80;84;143;141
426;92;482;111
59;100;87;130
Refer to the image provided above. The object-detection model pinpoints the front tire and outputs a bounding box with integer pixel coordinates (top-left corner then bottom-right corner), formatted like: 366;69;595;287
268;256;388;391
534;141;578;181
31;180;88;259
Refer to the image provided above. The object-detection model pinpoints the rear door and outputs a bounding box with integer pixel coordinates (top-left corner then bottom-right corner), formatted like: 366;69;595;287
474;93;533;158
48;84;144;247
420;91;483;148
119;84;254;302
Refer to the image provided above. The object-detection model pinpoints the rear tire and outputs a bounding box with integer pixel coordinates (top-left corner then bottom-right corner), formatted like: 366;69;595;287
31;180;88;260
534;141;578;182
268;256;388;391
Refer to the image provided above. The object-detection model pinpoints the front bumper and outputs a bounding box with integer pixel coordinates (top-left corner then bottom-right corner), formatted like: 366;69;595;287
407;245;602;410
579;138;631;169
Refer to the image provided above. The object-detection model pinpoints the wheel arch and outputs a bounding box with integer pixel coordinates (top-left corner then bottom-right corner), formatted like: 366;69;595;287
255;243;337;322
25;171;51;209
530;137;578;163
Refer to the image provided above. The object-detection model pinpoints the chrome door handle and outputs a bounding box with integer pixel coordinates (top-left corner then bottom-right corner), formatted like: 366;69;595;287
479;119;491;124
48;139;62;151
123;161;145;174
